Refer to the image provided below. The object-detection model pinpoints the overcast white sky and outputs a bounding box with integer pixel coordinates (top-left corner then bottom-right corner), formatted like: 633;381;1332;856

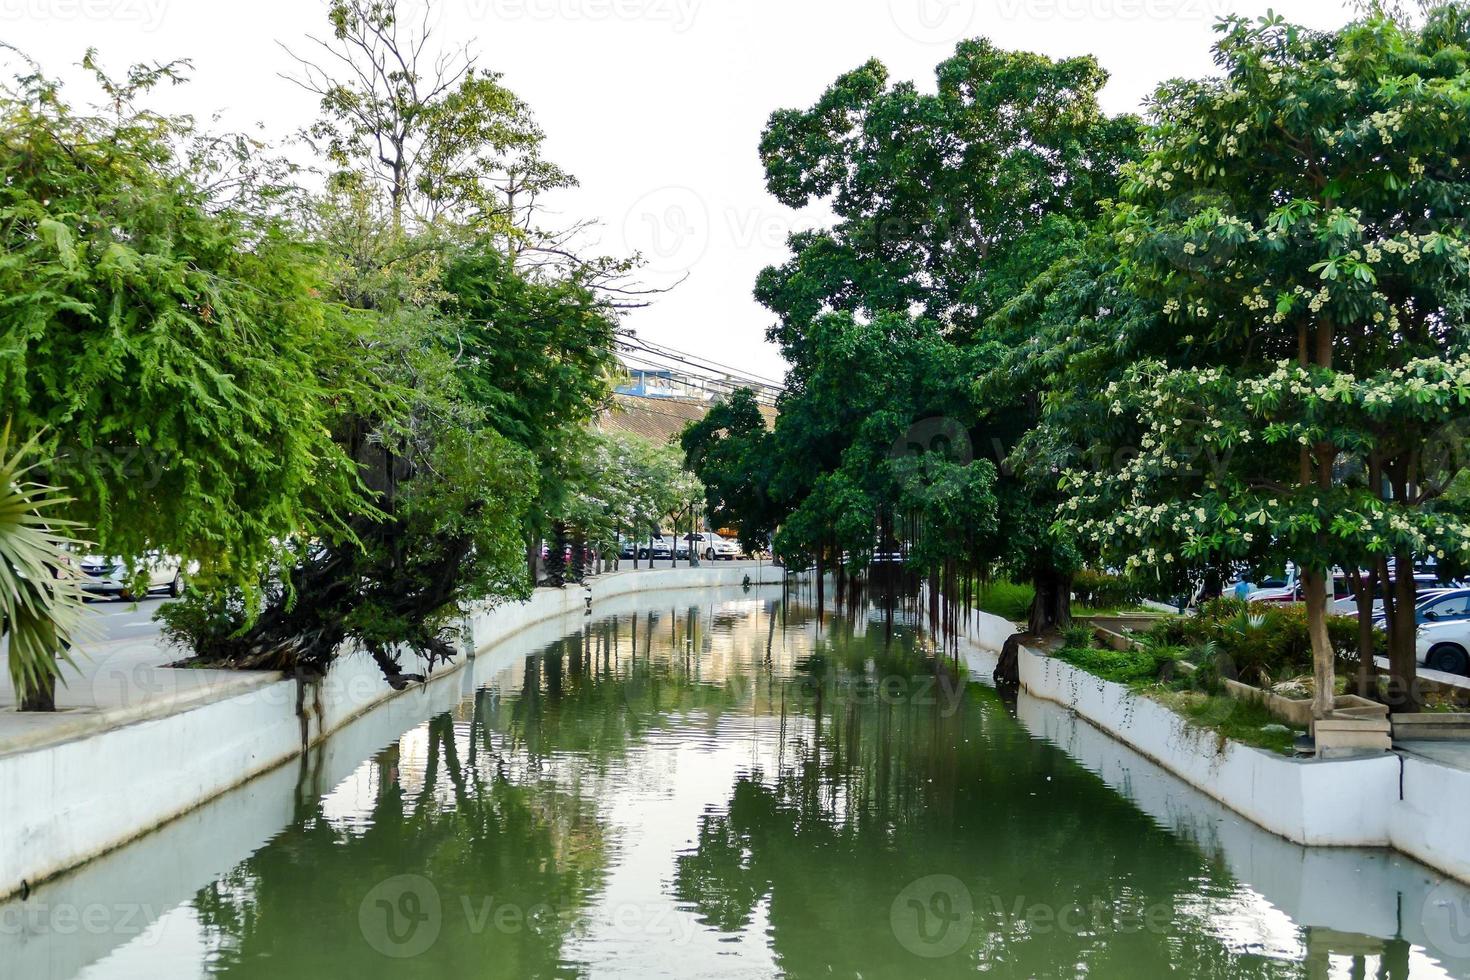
3;0;1355;380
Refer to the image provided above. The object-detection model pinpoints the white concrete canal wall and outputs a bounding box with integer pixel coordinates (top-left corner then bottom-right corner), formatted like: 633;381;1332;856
0;564;789;901
947;605;1470;886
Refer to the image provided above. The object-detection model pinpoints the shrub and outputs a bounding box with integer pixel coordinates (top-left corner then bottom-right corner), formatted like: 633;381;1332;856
975;579;1036;622
1072;569;1147;609
1061;624;1096;650
1056;643;1179;684
1148;599;1379;688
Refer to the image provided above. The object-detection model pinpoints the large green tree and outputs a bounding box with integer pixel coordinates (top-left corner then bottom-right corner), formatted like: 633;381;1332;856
443;247;619;580
158;0;622;682
0;54;383;706
0;55;369;583
752;39;1139;629
680;388;779;554
1058;6;1470;716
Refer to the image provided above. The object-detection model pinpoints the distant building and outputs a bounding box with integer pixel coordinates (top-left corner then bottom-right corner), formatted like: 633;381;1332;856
614;364;780;408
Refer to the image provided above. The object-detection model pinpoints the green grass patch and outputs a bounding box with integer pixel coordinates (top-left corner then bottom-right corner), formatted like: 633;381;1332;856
971;577;1151;624
1053;644;1179;684
974;580;1036;622
1149;688;1303;756
1050;628;1304;756
1076;602;1156;617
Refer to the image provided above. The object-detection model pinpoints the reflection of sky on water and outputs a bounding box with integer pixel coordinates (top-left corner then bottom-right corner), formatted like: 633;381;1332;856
33;591;1470;979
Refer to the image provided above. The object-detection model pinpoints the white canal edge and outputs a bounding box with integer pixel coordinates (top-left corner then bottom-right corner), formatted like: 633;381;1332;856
4;570;1470;931
0;565;788;903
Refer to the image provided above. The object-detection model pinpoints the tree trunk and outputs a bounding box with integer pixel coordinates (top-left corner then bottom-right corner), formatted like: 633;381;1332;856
570;528;587;583
546;522;568;588
993;633;1023;687
816;546;826;625
1349;566;1378;699
1386;548;1420;713
1302;568;1336;720
20;663;56;712
1027;568;1072;635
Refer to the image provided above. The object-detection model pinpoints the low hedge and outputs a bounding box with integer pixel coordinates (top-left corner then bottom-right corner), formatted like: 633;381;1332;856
1071;569;1148;610
1054;641;1182;685
1146;597;1374;688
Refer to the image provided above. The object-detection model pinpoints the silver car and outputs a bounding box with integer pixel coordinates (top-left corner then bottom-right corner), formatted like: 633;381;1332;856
78;554;186;599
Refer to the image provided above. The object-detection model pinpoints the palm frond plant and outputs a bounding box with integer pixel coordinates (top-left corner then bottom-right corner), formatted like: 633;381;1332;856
0;422;89;711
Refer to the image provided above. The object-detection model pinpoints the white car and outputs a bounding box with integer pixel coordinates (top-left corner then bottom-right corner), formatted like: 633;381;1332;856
687;532;741;561
1416;619;1470;675
78;554;186;600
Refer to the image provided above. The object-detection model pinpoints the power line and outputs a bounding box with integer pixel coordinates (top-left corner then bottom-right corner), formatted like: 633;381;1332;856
615;343;784;398
619;343;785;394
615;352;781;398
622;335;786;388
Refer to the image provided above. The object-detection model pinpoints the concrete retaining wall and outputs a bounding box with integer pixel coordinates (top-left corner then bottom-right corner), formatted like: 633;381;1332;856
939;598;1470;885
1011;620;1470;884
0;564;788;900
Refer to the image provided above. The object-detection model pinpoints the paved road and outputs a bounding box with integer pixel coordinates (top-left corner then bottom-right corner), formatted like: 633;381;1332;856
81;595;175;644
72;561;777;644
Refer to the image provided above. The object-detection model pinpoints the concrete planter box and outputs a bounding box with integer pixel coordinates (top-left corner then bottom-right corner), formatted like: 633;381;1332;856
1080;614;1169;635
1091;625;1140;652
1315;716;1393;758
1222;677;1386;729
935;592;1470;884
1391;712;1470;741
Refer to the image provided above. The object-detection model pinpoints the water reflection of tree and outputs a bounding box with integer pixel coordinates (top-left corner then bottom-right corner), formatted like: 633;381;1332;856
671;618;1334;979
191;708;608;978
183;599;1413;978
488;612;754;768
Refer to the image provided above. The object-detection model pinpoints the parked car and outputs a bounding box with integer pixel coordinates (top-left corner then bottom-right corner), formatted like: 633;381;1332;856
686;532;741;561
1416;618;1470;675
78;554;186;600
1250;574;1354;606
1367;587;1470;628
636;534;674;561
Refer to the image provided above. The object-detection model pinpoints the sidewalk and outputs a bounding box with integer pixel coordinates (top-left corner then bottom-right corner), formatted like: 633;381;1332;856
0;632;280;757
0;560;781;758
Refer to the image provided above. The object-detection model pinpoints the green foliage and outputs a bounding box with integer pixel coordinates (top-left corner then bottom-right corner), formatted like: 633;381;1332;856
565;430;700;554
152;0;623;676
1054;643;1178;685
443;246;618;539
0;57;371;586
1049;7;1470;691
1071;569;1148;610
680;388;778;554
1153;687;1303;756
973;579;1036;622
0;423;86;701
1061;624;1096;651
758;39;1138;340
1148;600;1373;686
752;38;1139;624
296;0;572;230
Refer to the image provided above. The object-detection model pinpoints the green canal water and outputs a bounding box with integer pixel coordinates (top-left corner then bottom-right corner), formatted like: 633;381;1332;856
24;590;1470;978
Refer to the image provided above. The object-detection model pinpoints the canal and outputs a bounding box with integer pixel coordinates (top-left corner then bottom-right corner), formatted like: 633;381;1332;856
7;587;1470;978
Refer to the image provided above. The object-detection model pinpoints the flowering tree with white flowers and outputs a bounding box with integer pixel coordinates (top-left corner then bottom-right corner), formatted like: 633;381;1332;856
1059;6;1470;718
